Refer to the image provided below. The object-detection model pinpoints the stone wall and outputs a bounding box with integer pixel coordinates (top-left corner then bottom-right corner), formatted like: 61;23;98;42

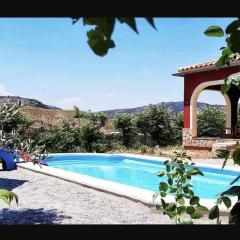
182;128;215;150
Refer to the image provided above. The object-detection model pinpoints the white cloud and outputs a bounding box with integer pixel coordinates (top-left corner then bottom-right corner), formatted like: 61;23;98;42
0;84;11;96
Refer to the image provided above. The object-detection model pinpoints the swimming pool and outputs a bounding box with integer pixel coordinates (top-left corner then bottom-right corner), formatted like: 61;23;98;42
44;153;240;200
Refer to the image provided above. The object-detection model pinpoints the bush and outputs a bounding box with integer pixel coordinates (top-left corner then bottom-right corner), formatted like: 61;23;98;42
113;114;137;147
197;106;226;137
135;104;179;146
73;106;88;118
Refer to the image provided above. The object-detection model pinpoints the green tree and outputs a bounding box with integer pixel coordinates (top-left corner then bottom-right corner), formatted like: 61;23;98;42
197;106;226;137
135;104;178;146
113;114;136;147
78;122;103;152
89;112;108;128
173;112;184;143
73;106;83;118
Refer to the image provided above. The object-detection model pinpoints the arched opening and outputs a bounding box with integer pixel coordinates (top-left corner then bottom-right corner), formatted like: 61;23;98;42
197;90;228;137
190;80;231;138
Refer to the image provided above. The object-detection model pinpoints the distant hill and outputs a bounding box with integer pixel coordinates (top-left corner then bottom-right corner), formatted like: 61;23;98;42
101;101;223;116
0;96;61;110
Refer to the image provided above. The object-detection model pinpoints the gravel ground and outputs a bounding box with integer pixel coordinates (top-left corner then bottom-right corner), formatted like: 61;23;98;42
0;167;229;224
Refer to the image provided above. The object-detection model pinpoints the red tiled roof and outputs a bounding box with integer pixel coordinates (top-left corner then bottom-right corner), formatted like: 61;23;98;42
177;60;217;72
176;54;240;75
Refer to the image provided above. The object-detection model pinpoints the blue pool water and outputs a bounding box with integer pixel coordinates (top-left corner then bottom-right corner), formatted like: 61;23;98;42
45;154;240;199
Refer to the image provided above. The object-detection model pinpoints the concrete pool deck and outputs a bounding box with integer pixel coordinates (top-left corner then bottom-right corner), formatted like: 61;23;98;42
16;153;240;212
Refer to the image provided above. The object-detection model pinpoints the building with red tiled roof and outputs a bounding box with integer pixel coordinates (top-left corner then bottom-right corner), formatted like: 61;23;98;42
173;58;240;154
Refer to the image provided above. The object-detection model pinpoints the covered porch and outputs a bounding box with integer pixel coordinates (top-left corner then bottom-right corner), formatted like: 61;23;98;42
173;59;240;152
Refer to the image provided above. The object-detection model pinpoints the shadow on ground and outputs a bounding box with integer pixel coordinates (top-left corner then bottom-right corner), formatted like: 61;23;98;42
0;208;72;224
0;178;28;191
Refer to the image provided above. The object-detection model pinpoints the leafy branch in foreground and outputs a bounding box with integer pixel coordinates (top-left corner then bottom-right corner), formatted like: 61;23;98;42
204;18;240;94
208;147;240;224
154;151;208;224
71;17;156;56
0;189;18;206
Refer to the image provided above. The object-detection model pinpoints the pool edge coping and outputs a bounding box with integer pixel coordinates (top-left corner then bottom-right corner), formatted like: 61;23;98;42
17;158;237;213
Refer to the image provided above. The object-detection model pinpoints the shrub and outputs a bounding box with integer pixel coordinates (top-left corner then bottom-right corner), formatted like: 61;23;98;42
135;104;179;146
113;114;137;148
197;106;226;137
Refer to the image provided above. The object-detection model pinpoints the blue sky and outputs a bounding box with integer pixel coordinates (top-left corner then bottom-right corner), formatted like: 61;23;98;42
0;18;236;111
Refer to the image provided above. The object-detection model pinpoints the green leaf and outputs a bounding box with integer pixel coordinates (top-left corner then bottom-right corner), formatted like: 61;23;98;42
186;206;195;215
191;213;204;219
204;26;224;37
0;189;18;206
229;201;240;224
178;206;186;214
83;17;99;26
221;186;240;196
160;191;167;197
170;187;177;193
145;18;157;30
190;196;200;205
161;198;166;208
188;190;194;197
232;148;240;165
216;149;230;160
117;18;138;33
222;196;232;208
163;160;169;165
87;27;116;56
222;47;234;57
159;182;168;192
227;30;240;53
72;17;81;25
187;168;204;176
216;196;223;205
97;18;116;39
166;203;176;211
196;205;209;212
177;197;185;206
209;205;219;220
216;54;229;68
230;175;240;185
226;20;240;34
166;165;171;172
157;171;165;177
168;178;173;185
183;186;189;193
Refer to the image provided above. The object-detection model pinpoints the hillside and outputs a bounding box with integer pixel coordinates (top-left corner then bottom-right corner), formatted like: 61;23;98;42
21;106;74;127
101;101;220;116
0;96;61;110
0;97;224;127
